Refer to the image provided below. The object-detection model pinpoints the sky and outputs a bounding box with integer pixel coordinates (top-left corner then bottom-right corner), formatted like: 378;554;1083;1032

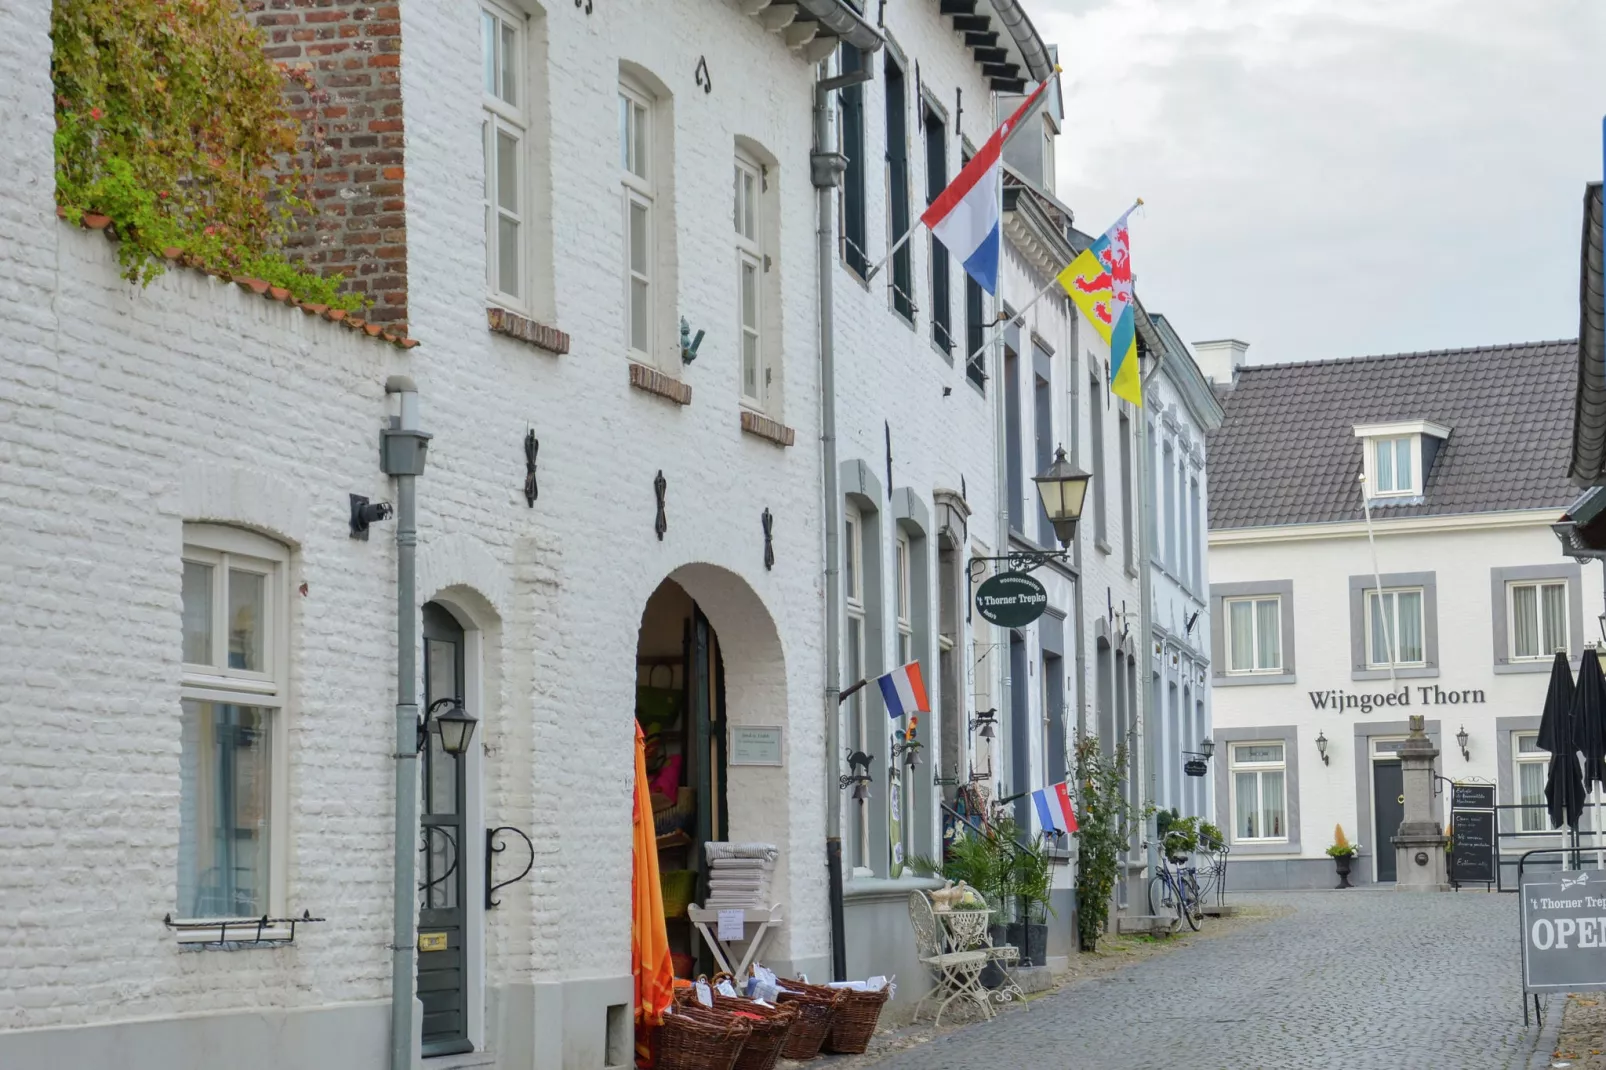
1035;0;1605;365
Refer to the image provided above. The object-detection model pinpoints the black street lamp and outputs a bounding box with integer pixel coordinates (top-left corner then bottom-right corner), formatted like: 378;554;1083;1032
1315;731;1330;766
419;696;479;756
1031;446;1093;547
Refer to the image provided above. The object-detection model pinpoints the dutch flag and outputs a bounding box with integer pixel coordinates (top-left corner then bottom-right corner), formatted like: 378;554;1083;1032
1031;782;1080;836
877;662;930;719
920;76;1055;295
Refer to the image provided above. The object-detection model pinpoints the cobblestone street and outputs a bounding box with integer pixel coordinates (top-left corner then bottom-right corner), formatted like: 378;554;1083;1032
859;891;1560;1070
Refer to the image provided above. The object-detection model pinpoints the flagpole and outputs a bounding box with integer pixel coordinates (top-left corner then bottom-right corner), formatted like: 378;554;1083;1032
864;226;919;283
962;198;1143;378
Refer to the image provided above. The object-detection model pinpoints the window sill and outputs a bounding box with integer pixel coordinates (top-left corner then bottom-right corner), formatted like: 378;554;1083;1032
1214;672;1295;688
1094;538;1113;556
932;338;955;365
1494;660;1559;675
628;362;691;405
1226;840;1298;857
843;873;944;903
1351;666;1437;682
740;410;796;447
487;307;569;355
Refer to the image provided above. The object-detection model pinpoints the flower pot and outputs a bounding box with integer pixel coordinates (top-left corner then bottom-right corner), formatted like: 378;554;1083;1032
1006;921;1049;968
1334;854;1353;889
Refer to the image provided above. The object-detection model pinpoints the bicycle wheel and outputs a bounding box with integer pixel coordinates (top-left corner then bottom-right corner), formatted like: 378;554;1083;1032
1148;874;1173;917
1181;871;1203;931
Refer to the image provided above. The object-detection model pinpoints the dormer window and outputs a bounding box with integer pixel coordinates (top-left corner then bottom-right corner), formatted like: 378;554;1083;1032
1354;421;1451;502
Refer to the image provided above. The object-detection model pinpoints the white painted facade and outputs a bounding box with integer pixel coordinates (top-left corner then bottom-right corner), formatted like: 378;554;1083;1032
0;0;836;1066
1144;333;1222;822
1210;512;1604;890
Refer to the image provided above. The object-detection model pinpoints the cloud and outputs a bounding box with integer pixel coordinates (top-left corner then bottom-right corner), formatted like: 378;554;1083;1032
1039;0;1605;362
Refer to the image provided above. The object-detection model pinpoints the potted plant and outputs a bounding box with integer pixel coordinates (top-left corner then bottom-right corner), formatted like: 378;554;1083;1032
1161;815;1200;862
1199;821;1225;852
1002;820;1054;969
1327;823;1360;888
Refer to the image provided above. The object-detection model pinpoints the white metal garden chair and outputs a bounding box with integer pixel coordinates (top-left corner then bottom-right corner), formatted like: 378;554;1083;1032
908;890;992;1025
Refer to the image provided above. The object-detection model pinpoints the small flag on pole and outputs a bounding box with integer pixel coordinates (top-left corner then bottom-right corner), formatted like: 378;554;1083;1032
1032;783;1080;835
877;662;930;719
920;76;1055;295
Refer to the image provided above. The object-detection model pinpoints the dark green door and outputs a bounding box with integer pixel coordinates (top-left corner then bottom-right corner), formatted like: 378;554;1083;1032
420;603;471;1056
1374;760;1404;883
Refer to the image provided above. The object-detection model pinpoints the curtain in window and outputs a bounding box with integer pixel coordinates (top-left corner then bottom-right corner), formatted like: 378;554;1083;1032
178;700;271;918
1543;584;1567;655
1262;771;1285;837
1230;601;1253;672
1519;759;1547;832
1396;591;1423;663
1513;584;1539;658
1368;591;1392;664
1234;771;1258;838
1256;599;1280;670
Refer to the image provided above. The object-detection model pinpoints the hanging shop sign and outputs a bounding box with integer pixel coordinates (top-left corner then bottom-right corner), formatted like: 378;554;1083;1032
974;571;1049;628
729;725;783;767
1184;759;1209;778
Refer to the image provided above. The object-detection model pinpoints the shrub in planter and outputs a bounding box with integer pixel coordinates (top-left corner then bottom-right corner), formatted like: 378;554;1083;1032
1072;736;1140;952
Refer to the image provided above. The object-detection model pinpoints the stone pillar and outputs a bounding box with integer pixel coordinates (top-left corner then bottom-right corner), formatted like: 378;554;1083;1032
1393;715;1449;892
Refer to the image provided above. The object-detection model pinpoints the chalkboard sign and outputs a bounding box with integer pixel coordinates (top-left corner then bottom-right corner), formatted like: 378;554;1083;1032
1451;809;1495;884
1452;783;1496;811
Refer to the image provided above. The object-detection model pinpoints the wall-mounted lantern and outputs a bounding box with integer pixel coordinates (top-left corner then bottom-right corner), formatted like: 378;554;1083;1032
1315;731;1330;766
419;696;479;756
1456;725;1470;761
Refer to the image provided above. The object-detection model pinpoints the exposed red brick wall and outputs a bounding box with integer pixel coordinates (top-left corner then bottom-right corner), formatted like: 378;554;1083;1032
246;0;409;332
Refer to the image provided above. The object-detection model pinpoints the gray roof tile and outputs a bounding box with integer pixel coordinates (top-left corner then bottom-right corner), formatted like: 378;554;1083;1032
1207;340;1579;529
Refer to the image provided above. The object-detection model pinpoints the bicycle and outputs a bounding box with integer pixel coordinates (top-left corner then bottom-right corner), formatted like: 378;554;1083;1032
1148;849;1204;931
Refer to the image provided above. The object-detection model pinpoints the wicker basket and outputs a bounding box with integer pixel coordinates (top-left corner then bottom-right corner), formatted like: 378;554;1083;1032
712;995;795;1070
774;979;845;1061
824;986;891;1054
655;1005;751;1070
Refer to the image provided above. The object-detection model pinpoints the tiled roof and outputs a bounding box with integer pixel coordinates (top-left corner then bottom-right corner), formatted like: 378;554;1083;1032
1570;183;1604;482
1207;340;1578;529
58;208;417;349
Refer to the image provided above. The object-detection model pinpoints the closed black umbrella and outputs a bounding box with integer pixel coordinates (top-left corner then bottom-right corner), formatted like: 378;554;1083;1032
1574;648;1606;789
1537;650;1575;753
1541;651;1586;830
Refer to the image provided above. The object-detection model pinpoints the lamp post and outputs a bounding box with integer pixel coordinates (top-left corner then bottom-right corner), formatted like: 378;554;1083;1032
1032;446;1093;548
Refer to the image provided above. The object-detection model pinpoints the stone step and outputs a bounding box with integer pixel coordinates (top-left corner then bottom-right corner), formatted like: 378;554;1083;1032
1202;904;1240;918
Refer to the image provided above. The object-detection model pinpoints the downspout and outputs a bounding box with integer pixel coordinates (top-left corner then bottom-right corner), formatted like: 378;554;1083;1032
1137;346;1164;881
993;91;1012;817
814;56;876;984
383;376;432;1070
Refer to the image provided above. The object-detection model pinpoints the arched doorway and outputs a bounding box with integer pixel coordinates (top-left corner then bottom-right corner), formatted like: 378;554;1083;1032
636;579;728;978
634;565;789;980
420;601;471;1057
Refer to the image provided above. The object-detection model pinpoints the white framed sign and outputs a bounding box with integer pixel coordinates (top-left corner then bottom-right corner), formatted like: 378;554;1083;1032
729;725;783;767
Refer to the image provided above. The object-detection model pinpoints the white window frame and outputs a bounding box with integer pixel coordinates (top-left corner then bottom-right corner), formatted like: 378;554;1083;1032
1507;579;1569;662
844;507;870;873
620;80;655;362
1365;587;1426;669
1514;731;1551;833
177;524;290;934
1354;421;1449;499
895;534;912;667
482;1;527;310
1223;595;1282;675
734;153;766;410
1228;742;1288;844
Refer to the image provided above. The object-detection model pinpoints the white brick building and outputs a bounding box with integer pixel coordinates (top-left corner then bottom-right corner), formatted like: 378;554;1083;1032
0;2;1096;1069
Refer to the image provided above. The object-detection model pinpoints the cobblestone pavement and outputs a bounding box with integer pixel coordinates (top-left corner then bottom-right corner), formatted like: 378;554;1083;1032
859;890;1558;1070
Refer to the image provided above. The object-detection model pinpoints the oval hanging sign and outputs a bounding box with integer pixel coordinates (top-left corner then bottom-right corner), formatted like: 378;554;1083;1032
974;571;1049;628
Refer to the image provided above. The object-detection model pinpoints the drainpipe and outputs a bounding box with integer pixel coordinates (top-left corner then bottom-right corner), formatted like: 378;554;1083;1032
814;59;875;984
1136;347;1164;882
382;376;432;1070
992;93;1012;823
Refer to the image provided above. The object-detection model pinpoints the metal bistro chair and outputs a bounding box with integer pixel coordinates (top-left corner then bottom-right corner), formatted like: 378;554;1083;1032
908;890;991;1026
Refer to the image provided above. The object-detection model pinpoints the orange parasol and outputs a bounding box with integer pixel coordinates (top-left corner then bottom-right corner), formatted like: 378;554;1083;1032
632;722;674;1057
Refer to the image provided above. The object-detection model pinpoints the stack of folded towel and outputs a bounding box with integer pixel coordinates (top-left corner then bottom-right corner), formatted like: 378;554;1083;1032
702;842;778;909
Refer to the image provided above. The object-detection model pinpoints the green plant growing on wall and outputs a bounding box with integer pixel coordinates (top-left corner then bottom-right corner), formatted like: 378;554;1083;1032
51;0;363;309
1072;734;1140;952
